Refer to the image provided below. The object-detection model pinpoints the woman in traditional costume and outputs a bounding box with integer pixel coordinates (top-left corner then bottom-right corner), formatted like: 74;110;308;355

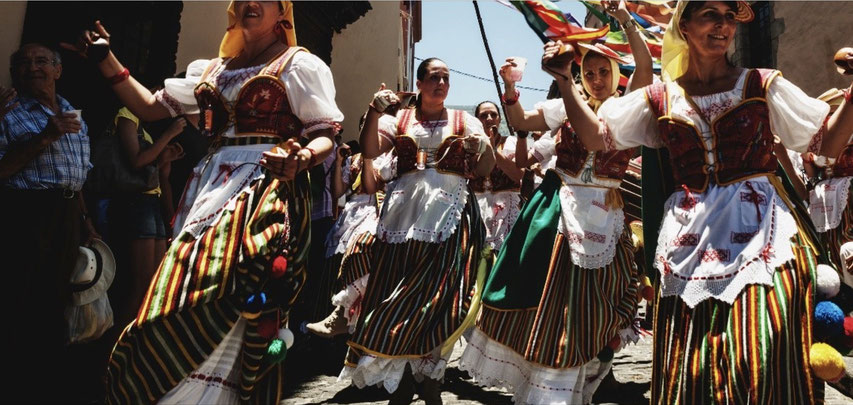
470;101;524;251
458;1;653;403
340;58;494;404
69;2;343;403
554;1;853;402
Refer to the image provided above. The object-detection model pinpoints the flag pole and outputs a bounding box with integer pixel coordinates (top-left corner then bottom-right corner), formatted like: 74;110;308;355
472;1;515;136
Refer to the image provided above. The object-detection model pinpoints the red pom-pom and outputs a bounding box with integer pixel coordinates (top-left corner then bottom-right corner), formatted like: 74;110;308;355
642;285;655;302
258;317;278;340
607;336;621;350
844;316;853;349
271;255;288;278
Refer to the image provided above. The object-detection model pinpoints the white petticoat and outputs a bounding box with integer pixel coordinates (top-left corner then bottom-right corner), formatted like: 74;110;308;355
655;177;798;307
458;328;611;405
554;170;625;270
809;176;852;232
173;144;269;238
158;318;246;404
377;168;469;244
338;347;450;394
331;274;370;333
325;194;378;258
476;190;521;251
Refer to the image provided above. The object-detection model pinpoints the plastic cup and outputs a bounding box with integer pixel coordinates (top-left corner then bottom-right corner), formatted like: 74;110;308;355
509;57;527;82
68;109;82;122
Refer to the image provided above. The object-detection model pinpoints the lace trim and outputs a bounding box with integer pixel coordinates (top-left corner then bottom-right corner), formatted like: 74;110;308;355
338;351;449;394
458;328;610;405
477;191;521;251
809;176;852;232
326;196;377;257
655;194;798;307
331;274;369;333
155;89;183;118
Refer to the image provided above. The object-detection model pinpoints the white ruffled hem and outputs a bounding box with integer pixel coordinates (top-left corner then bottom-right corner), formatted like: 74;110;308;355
338;349;449;394
325;195;377;258
331;274;370;333
656;181;799;308
809;176;852;233
458;328;611;405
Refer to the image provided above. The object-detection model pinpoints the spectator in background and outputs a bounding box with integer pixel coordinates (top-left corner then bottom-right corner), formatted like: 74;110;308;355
0;43;98;403
108;106;185;327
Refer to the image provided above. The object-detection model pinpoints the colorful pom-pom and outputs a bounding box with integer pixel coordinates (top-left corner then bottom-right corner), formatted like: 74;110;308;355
271;255;288;279
810;342;846;382
278;328;294;349
242;292;267;320
816;264;841;299
815;301;845;341
597;346;614;362
844;317;853;349
641;276;655;302
607;336;621;351
257;317;278;340
265;338;287;364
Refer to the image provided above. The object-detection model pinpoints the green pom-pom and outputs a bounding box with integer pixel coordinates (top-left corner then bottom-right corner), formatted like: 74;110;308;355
597;346;614;362
266;338;287;364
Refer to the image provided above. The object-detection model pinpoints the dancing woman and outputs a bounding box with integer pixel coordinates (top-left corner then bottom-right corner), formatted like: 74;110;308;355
340;57;494;404
67;1;343;403
557;1;853;402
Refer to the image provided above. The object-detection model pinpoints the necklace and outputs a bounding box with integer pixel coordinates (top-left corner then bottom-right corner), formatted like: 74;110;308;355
239;39;281;68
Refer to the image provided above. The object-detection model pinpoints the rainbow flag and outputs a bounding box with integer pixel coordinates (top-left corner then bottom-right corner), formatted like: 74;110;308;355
510;0;609;43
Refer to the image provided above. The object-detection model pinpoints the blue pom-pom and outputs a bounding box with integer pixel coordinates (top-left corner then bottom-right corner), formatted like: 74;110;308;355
242;292;267;319
815;301;845;341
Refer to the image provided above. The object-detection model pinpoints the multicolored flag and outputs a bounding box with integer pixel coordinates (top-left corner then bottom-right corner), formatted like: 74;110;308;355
510;0;610;43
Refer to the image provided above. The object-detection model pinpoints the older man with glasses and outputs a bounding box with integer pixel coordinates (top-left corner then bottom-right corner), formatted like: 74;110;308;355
0;43;99;403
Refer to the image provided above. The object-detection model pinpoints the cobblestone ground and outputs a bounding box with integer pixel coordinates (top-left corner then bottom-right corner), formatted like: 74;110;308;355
281;303;852;405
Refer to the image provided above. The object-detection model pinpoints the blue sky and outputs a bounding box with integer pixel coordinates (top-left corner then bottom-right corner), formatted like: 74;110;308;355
416;0;589;108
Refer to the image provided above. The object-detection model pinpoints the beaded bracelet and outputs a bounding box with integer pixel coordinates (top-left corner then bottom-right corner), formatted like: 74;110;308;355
501;89;520;106
109;67;130;85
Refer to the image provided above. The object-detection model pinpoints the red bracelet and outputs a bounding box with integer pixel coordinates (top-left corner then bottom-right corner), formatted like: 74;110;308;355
305;147;317;168
501;89;520;106
844;88;852;105
108;67;130;85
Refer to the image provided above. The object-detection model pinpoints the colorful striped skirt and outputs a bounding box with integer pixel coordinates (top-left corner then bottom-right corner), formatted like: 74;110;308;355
459;171;640;404
341;196;486;393
651;231;818;404
106;172;311;404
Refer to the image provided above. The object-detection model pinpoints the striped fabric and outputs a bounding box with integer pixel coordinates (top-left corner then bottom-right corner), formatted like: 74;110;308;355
337;231;376;290
107;173;311;404
651;233;817;404
821;182;853;269
477;229;639;368
346;198;484;361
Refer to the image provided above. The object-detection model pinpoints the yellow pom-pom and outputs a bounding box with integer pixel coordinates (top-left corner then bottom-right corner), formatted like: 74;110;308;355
810;342;846;382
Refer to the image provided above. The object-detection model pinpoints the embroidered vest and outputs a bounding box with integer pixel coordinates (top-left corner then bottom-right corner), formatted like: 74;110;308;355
645;69;780;192
393;108;476;178
555;122;633;182
469;140;521;193
194;47;306;139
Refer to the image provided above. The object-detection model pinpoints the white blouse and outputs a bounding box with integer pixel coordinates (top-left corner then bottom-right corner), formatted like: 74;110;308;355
157;51;344;137
598;69;830;307
376;110;487;244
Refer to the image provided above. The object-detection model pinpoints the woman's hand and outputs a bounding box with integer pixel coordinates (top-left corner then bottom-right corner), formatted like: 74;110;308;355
463;136;488;156
369;83;400;114
262;139;306;181
157;143;185;165
500;58;521;87
488;126;500;147
602;0;631;24
542;40;573;81
164;117;188;139
59;20;112;62
336;143;351;164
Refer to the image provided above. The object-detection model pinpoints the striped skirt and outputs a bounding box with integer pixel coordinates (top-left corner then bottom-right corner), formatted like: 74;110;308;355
459;171;640;404
341;197;486;392
652;232;818;404
106;173;311;404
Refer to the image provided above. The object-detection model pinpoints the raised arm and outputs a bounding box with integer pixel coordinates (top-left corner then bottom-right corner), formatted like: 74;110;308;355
62;21;171;122
500;59;550;132
544;42;606;151
604;0;654;91
820;84;853;157
360;84;396;159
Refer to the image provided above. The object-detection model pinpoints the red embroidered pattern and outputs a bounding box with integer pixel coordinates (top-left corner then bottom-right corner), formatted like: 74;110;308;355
739;191;768;205
585;231;606;244
187;372;239;390
591;200;608;211
672;233;700;246
730;231;757;244
699;249;731;263
807;116;829;155
599;118;616;152
699;99;735;121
